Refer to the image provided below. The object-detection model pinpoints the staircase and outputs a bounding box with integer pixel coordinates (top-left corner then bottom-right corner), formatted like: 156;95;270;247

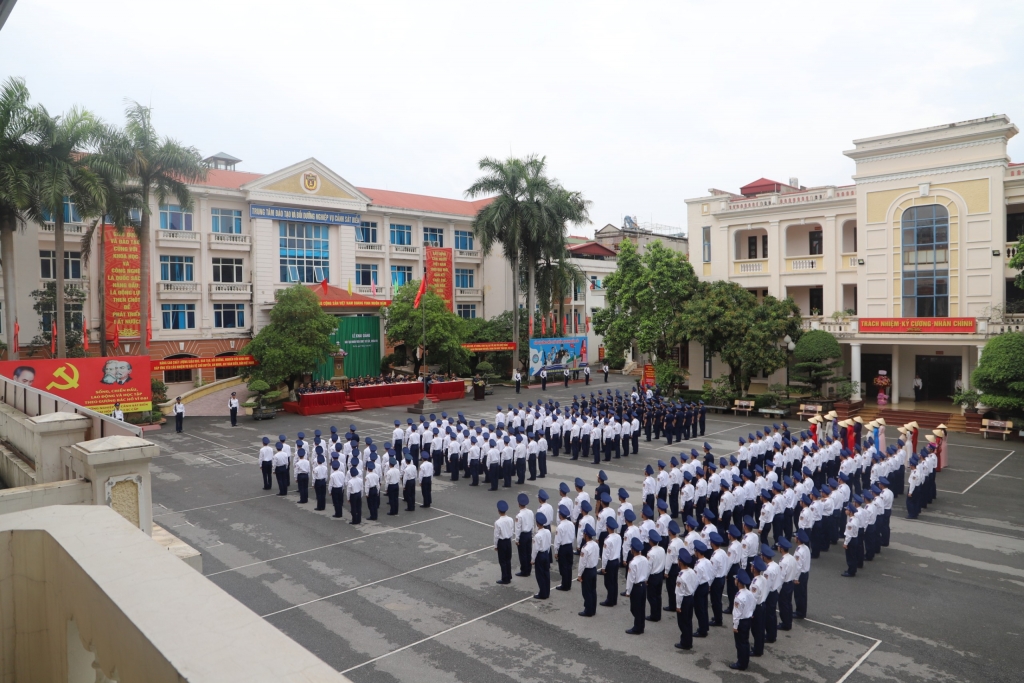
855;403;957;431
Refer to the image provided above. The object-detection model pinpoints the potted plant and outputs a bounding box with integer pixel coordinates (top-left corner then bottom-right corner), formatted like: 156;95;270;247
872;370;891;406
832;379;862;419
246;379;280;420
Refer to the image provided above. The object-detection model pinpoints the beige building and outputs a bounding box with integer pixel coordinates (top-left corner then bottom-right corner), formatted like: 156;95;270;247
686;115;1024;404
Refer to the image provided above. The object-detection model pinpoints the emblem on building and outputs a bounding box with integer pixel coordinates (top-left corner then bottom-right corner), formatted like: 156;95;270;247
302;171;320;193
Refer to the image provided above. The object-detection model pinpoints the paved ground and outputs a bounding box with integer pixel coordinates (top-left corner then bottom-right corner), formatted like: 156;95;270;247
183;382;253;417
148;375;1024;683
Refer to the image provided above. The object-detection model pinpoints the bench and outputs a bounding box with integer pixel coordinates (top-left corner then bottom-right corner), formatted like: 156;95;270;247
981;418;1013;440
797;403;823;420
759;408;786;418
733;399;755;416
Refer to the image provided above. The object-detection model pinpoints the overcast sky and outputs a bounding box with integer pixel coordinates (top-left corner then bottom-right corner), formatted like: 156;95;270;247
3;0;1023;235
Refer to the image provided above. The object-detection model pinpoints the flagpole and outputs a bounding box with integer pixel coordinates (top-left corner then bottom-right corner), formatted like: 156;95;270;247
422;297;426;398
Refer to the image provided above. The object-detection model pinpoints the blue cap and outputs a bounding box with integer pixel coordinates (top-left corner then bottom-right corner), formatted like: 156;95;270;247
538;489;549;501
743;515;756;529
559;504;571;518
600;492;612;504
535;512;547;526
517;493;529;506
709;532;724;545
657;460;666;468
331;460;340;469
657;499;668;511
801;494;812;505
642;504;653;518
772;482;783;492
559;482;570;494
879;477;890;486
644;465;654;475
606;517;618;531
583;524;596;538
648;529;662;544
618;488;629;499
349;467;358;477
598;470;608;481
624;509;636;522
497;500;509;513
760;543;774;558
736;569;752;586
575;477;585;488
686;515;698;528
778;537;792;550
683;472;693;482
279;434;286;441
581;500;592;513
693;540;708;554
297;432;305;439
262;437;270;445
752;557;767;572
670;457;679;466
703;508;716;521
797;530;810;543
668;520;681;535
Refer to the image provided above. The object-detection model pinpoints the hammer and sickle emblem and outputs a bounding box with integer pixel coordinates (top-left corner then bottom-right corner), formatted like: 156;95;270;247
46;363;80;391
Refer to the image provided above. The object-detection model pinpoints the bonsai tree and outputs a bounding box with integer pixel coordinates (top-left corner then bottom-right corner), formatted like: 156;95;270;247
972;333;1024;413
790;330;843;398
245;379;281;415
474;360;495;381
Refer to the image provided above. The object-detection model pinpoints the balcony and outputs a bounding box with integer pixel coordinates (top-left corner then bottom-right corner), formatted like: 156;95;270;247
40;222;84;235
801;316;857;336
354;284;390;299
784;256;823;272
209;282;252;299
157;229;200;249
157;281;201;299
456;287;482;298
733;259;768;275
390;244;420;258
839;253;859;271
355;242;386;254
208;232;251;251
1006;242;1019;261
455;248;482;261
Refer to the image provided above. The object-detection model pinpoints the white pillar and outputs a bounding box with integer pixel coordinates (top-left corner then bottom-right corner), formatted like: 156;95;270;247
961;346;970;390
977;344;985;361
850;343;861;401
891;344;900;405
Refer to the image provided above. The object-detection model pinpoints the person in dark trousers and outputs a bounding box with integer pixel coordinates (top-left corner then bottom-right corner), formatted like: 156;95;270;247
584;365;591;385
555;505;575;592
513;369;522;394
645;530;665;622
228;392;239;426
603;363;610;382
624;537;649;634
692;540;712;638
385;457;401;515
258;437;274;490
674;548;698;650
776;537;796;631
698;400;707;436
347;467;363;524
750;557;767;657
328;461;345;518
494;500;514;584
533;513;552;599
729;570;755;670
564;370;570;388
365;461;380;521
600;517;621;605
578;524;599;616
173;397;184;432
294;450;310;503
313;455;329;510
793;529;811;618
272;443;289;496
540;369;548;390
515;494;534;577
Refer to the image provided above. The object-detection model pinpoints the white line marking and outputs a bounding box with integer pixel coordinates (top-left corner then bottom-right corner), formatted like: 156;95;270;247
339;595;535;674
262;546;491;618
805;618;882;683
206;515;452;576
154;493;278;517
961;451;1014;494
431;507;496;527
953;444;1015;452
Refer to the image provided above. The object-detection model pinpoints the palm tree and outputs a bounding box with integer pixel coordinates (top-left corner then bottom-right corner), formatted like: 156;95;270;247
32;105;108;357
533;184;590;335
0;77;40;360
536;253;587;336
116;101;205;356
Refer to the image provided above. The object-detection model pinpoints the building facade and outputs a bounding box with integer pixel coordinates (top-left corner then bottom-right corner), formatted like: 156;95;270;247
686;115;1024;403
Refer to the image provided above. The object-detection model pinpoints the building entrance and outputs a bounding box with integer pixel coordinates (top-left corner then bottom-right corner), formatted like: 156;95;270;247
861;354;892;396
914;355;960;402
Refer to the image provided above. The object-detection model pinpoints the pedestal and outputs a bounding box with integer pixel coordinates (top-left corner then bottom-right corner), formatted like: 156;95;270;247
406;397;438;414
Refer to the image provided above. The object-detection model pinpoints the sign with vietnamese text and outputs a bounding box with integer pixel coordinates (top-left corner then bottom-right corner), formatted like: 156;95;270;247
425;247;454;311
858;317;976;334
151;355;257;372
461;342;517;352
641;364;656;389
104;225;142;338
0;356;152;412
249;204;361;226
528;337;589;378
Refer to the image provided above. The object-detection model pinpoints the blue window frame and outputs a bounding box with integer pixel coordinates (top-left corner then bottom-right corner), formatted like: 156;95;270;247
356;221;377;243
40;250;82;279
160;255;194;281
355;263;378;286
390;224;412;246
423;226;444;247
159;204;193;231
456;304;477;319
455;268;474;288
211;208;242;233
901;205;949;317
41;197;82;224
702;226;711;263
161;303;196;329
454;230;474;251
279;222;330;283
213;303;245;328
391;265;413;286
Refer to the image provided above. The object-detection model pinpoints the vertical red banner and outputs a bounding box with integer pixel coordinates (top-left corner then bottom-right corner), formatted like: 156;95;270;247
104;225;142;339
424;247;454;312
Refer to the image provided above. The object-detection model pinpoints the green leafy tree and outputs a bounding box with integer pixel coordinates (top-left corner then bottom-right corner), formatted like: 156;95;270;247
592;239;645;363
790;329;843;397
972;332;1024;413
240;285;338;395
29;282;86;356
381;281;471;376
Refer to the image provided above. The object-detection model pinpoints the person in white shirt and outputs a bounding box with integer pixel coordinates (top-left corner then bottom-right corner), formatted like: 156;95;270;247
645;530;667;621
776;537;798;630
624;536;650;634
363;461;380;520
346;467;363;524
402;456;418;511
513;369;522;394
532;513;552;598
793;529;811;618
418;456;433;508
693;540;713;637
730;570;756;670
111;402;124;421
601;517;622;606
494;500;515;584
228;392;239;427
271;443;289;496
555;505;576;591
577;525;601;616
294;449;311;504
327;460;345;518
709;532;730;627
384;457;402;515
674;548;699;650
514;493;535;578
312;454;329;511
258;437;274;490
173;397;185;433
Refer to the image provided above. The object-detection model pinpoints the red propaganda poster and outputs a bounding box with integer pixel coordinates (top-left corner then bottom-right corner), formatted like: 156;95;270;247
151;355;257;372
104;225;142;338
858;317;976;334
425;247;454;311
0;356;153;412
641;364;656;389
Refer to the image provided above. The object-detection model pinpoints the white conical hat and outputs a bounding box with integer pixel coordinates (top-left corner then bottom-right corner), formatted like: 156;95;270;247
877;418;886;425
909;421;919;429
853;416;864;424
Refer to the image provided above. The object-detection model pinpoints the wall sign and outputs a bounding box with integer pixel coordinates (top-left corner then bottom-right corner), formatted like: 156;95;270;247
858;318;976;334
249;204;360;226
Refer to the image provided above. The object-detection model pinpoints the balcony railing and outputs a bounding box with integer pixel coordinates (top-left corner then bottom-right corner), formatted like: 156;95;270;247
157;229;200;247
456;287;482;297
785;256;823;272
390;244;420;257
157;281;201;295
209;282;252;296
355;284;389;298
1006;243;1019;260
801;316;856;335
455;249;481;260
40;222;84;234
208;232;251;249
356;242;385;252
733;259;768;275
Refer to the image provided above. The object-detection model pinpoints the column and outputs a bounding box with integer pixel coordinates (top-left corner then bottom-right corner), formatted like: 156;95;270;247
768;220;781;295
850;343;862;401
891;344;900;405
67;434;159;535
977;344;985;361
822;216;837;315
961;346;970;390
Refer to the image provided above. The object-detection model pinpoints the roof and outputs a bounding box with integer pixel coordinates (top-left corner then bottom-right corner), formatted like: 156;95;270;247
205;152;242;164
196;168;264;190
739;178;796;197
356;187;493;217
568;241;618;257
306;283;390;308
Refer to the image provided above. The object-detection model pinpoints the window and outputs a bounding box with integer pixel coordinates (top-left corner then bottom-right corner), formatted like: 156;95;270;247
901;205;949;317
41;197;81;224
162;354;194;383
455;268;475;288
215;353;240;380
160;255;194;281
809;287;823;315
748;236;758;259
279;222;329;283
702;226;711;263
356;221;377;243
161;303;196;330
390;224;412;246
213;303;245;328
457;304;477;319
160;204;193;231
423;227;444;247
355;263;378;286
39;250;82;279
762;234;768;258
211;208;242;233
1008;211;1024;243
391;265;413;286
454;230;474;250
212;257;243;283
809;230;823;255
703;346;712;379
40;302;83;334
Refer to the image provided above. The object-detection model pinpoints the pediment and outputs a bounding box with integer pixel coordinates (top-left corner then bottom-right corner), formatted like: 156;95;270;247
241;158;372;209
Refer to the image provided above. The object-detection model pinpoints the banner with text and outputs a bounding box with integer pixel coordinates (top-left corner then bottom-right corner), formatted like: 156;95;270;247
151;355;257;372
0;356;152;412
641;364;656;388
104;225;142;338
425;247;454;311
461;342;517;352
858;317;977;334
528;336;589;378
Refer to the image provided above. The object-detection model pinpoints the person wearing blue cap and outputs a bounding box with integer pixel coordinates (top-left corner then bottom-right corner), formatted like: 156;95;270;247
644;529;666;621
673;547;698;650
402;454;418;511
530;512;552;599
576;500;595;555
624;536;650;634
259;437;275;490
364;462;380;521
692;540;712;638
577;524;600;616
485;439;501;492
759;544;780;644
327;460;345;518
792;530;811;618
271;442;290;496
494;500;514;584
384;455;401;515
294;449;311;504
707;532;728;627
418;449;434;508
642;464;656;513
555;505;575;592
775;537;797;630
312;454;329;510
346;467;363;524
512;494;535;578
749;556;769;656
600;517;621;606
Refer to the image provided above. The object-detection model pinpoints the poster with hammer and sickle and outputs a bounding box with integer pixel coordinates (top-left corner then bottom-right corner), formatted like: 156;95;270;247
0;355;152;413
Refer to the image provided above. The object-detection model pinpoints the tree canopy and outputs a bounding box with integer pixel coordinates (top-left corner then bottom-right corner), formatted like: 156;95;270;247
380;281;471;376
241;285;338;392
973;332;1024;413
790;329;843;397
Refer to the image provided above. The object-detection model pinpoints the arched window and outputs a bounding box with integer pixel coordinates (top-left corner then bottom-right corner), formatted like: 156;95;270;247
901;205;949;317
163;354;196;384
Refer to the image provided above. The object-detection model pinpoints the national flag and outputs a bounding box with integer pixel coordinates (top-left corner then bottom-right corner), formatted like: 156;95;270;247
529;315;534;338
321;278;329;296
12;320;18;353
82;328;89;352
541;316;546;335
112;323;120;350
413;277;427;309
146;318;152;345
51;320;56;355
348;279;353;295
370;278;377;296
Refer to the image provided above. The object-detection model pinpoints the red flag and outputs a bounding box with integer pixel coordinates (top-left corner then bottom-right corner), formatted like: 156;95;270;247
413;277;427;309
541;316;546;335
51;320;56;355
321;278;329;296
112;323;120;350
12;320;18;353
146;317;152;345
529;315;534;338
370;278;377;296
82;328;89;352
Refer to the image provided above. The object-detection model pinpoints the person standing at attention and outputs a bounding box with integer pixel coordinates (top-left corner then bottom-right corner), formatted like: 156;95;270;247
603;363;610;383
540;368;548;391
173;397;185;433
513;368;522;394
584;365;591;386
258;437;274;490
111;402;124;421
228;391;239;427
494;500;515;584
913;375;923;403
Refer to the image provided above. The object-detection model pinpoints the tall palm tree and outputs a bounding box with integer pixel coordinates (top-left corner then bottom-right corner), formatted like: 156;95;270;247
0;77;40;359
534;184;590;334
115;101;205;356
536;253;587;336
32;105;107;357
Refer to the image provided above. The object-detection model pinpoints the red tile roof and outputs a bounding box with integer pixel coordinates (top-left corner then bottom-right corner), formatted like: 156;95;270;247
739;177;796;197
357;187;493;217
567;241;618;257
306;283;390;308
196;168;265;190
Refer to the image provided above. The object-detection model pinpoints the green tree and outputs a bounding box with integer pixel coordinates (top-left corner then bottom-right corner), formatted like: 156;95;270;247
592;239;645;363
790;329;843;397
240;285;338;396
381;281;470;376
972;332;1024;413
29;281;87;356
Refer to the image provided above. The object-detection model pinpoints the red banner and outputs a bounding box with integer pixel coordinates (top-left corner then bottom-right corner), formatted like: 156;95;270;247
319;299;391;308
425;247;454;311
461;342;517;352
858;317;976;334
151;355;258;372
641;363;656;388
104;225;142;339
0;356;152;412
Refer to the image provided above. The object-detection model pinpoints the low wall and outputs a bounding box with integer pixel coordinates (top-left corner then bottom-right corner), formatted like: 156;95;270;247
0;479;91;516
157;376;244;416
0;442;34;489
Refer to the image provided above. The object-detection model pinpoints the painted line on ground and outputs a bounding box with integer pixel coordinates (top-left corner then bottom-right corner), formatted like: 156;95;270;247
960;451;1014;494
154;493;278;517
431;507;496;528
804;618;883;683
206;514;453;576
339;594;535;674
261;546;491;618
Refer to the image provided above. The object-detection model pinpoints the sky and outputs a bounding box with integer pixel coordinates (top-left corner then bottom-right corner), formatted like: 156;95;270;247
3;0;1024;237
